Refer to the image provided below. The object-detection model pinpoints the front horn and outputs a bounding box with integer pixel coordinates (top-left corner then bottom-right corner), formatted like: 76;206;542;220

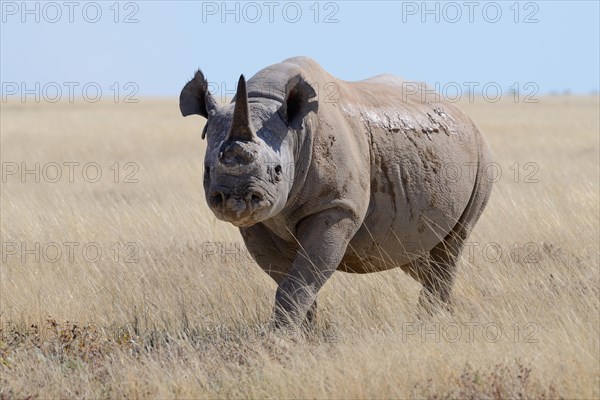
226;75;257;142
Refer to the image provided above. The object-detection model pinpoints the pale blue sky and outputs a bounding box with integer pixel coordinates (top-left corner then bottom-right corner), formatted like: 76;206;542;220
1;1;599;97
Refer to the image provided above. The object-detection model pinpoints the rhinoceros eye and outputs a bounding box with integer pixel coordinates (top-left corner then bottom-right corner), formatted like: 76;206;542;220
204;164;210;180
274;165;283;182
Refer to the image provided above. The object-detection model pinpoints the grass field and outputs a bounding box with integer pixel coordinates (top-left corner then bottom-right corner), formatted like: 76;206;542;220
1;95;598;399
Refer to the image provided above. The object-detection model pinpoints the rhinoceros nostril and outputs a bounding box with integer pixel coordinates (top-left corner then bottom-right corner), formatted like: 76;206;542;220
251;193;262;204
247;191;267;210
211;192;224;207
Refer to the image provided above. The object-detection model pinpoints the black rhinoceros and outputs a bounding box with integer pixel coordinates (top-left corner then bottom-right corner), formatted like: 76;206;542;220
180;56;493;327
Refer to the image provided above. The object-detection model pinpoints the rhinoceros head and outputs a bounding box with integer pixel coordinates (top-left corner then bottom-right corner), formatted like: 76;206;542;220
180;70;316;227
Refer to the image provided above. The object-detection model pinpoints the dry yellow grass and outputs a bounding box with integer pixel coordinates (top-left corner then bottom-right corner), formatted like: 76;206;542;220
1;96;598;399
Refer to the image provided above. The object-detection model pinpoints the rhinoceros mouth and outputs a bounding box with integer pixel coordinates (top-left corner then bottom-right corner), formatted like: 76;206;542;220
218;212;261;228
207;181;275;227
209;195;272;227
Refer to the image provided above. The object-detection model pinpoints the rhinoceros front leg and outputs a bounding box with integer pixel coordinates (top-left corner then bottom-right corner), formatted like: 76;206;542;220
272;209;358;329
240;223;319;327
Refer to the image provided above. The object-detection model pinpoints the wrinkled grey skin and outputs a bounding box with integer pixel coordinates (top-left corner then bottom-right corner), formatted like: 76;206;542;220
180;57;493;328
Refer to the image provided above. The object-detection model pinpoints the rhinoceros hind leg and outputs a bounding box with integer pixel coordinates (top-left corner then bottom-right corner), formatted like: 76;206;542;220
417;226;468;314
413;159;492;314
398;223;467;317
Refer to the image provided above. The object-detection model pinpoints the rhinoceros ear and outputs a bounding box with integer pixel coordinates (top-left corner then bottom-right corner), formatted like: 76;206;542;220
179;69;218;120
280;75;318;130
